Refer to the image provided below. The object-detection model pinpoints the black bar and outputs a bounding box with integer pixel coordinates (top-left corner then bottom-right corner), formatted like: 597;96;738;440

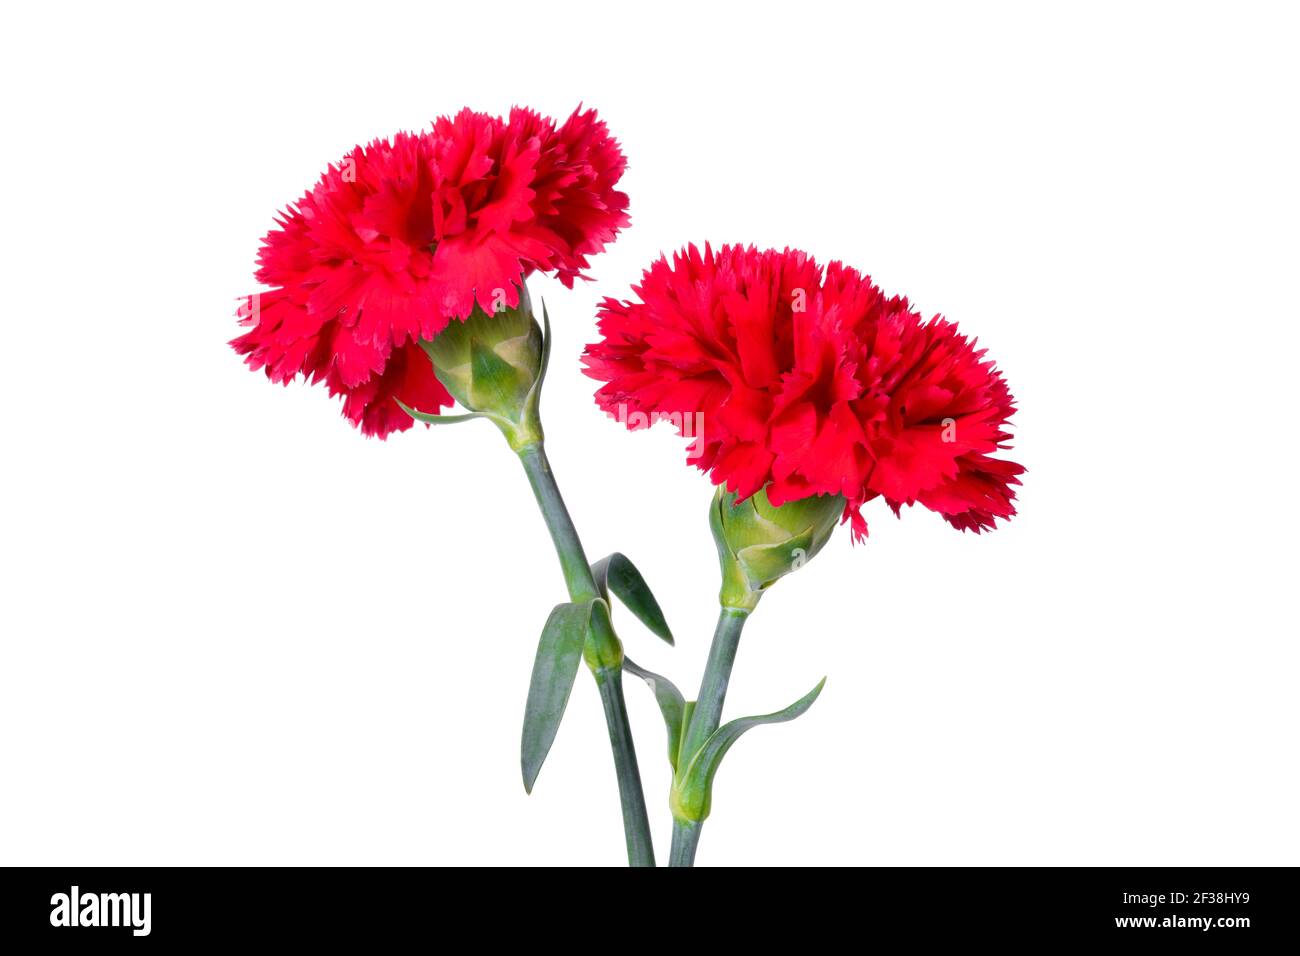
1;866;1293;945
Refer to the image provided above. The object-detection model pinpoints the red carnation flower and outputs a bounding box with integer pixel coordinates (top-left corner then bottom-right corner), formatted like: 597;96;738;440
232;106;629;437
583;244;1023;538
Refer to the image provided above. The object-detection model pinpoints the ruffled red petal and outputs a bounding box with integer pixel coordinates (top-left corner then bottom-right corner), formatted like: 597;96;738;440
585;244;1022;537
234;106;628;436
329;342;455;440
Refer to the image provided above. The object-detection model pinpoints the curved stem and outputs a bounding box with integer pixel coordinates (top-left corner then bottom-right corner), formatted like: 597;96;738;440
516;441;655;867
670;606;750;867
517;442;600;604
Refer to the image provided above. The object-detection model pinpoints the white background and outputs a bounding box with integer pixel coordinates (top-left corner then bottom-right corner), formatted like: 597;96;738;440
2;1;1297;867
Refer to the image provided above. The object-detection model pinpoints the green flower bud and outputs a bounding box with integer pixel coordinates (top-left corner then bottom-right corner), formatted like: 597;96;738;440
711;485;844;610
420;283;546;450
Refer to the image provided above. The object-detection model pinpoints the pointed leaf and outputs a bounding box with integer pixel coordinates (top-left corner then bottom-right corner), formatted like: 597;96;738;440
623;657;687;771
675;701;697;774
396;400;482;426
676;677;827;821
521;599;596;793
522;298;553;420
591;553;673;645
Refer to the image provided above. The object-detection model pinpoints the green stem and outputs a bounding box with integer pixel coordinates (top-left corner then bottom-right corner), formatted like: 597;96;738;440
593;666;655;867
669;819;702;867
516;441;655;867
670;606;750;867
517;442;599;604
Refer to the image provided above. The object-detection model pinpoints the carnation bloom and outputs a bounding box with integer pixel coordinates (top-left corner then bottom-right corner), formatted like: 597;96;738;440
583;244;1023;538
232;106;629;437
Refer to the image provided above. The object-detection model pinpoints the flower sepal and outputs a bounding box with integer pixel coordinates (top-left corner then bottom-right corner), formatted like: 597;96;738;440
711;485;844;610
417;283;551;450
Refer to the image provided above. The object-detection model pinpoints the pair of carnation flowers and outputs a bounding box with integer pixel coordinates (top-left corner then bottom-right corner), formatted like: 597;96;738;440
233;105;1021;540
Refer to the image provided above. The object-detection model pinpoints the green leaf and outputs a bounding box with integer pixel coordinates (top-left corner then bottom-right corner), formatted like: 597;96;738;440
522;298;553;422
395;400;482;426
521;599;597;793
674;677;827;821
591;553;673;645
623;657;687;771
676;701;697;774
